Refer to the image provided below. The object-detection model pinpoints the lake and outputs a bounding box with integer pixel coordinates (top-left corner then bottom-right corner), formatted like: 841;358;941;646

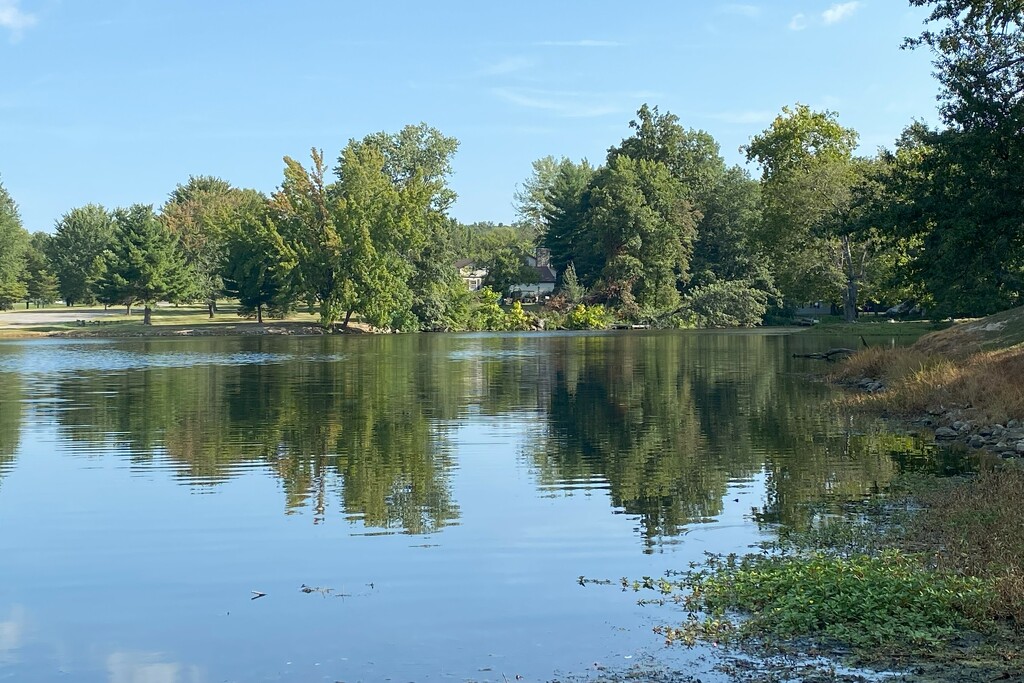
0;330;930;682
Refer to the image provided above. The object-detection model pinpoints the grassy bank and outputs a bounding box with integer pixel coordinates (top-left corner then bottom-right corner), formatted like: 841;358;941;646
831;306;1024;427
594;310;1024;681
616;469;1024;681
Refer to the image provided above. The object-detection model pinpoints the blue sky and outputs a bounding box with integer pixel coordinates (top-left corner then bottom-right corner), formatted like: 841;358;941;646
2;1;939;232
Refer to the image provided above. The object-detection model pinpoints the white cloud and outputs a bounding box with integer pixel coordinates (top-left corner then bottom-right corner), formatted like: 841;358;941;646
822;2;861;25
788;13;808;30
536;39;623;48
491;87;650;118
0;0;36;39
478;56;535;77
721;4;761;19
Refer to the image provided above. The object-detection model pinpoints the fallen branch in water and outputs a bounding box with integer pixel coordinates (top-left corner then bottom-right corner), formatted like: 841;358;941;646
792;348;855;361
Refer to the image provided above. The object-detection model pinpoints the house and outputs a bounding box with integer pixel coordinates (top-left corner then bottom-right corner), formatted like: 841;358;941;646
455;259;488;291
510;248;557;301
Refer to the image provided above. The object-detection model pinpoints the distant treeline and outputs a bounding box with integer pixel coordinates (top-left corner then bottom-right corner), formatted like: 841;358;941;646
0;0;1020;328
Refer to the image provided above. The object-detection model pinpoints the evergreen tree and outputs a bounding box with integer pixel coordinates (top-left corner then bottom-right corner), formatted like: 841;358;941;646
0;179;29;310
98;204;191;324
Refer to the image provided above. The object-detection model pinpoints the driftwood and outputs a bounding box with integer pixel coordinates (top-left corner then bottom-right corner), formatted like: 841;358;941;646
792;348;855;360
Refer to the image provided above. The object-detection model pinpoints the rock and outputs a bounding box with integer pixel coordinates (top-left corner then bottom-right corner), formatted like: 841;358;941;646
952;420;966;431
992;425;1005;437
1009;419;1020;429
979;425;994;437
1017;441;1024;455
927;406;945;416
934;427;958;440
968;435;986;449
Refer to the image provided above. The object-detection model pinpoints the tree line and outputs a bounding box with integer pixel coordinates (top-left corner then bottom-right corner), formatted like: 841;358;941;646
0;0;1020;328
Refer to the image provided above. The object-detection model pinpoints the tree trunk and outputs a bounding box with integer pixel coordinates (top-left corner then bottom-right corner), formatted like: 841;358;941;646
842;235;858;323
342;309;353;330
257;304;263;324
143;305;152;325
208;301;215;318
126;303;132;316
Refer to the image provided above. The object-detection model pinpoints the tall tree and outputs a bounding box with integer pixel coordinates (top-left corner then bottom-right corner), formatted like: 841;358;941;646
744;104;862;317
23;232;59;308
514;155;569;237
586;155;698;319
895;0;1024;315
272;149;350;327
608;104;726;207
161;175;250;317
48;205;115;306
0;179;29;310
223;200;296;324
539;158;596;282
98;204;191;324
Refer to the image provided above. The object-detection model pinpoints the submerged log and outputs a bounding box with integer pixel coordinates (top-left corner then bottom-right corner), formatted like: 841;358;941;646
792;348;855;360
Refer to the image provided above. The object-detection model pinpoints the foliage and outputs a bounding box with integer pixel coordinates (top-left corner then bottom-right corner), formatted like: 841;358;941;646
514;155;569;237
466;287;510;331
560;261;587;305
23;231;59;306
586;155;697;319
565;303;609;330
744;104;864;315
893;1;1024;316
655;550;994;652
272;149;349;327
608;103;725;206
504;300;532;331
683;280;772;328
222;202;296;323
478;226;537;295
97;204;192;322
48;204;115;306
539;158;597;281
0;180;29;309
161;175;255;315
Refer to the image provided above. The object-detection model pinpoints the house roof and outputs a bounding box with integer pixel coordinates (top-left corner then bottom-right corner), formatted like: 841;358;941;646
453;258;475;270
535;265;557;283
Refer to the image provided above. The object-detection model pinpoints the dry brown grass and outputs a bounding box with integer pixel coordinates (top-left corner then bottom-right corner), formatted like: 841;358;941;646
910;467;1024;625
834;345;1024;424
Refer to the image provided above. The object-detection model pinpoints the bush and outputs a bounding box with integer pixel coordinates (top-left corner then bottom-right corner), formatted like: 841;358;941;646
565;303;609;330
683;280;773;328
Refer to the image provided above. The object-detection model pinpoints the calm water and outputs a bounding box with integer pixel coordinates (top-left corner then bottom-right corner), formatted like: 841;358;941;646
0;331;928;682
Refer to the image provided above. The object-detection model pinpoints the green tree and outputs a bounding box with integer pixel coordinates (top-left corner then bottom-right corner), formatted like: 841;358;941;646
539;159;597;282
609;103;726;207
223;200;296;323
161;175;251;317
586;155;697;320
98;204;192;324
514;155;570;237
0;180;29;310
892;0;1024;315
273;149;351;327
48;205;115;306
744;104;863;318
23;232;59;307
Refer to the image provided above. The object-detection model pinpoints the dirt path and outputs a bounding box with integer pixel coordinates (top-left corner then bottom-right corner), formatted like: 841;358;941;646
0;308;131;328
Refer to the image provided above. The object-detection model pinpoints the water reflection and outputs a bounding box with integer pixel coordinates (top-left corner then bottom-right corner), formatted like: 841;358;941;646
0;333;931;540
0;371;21;489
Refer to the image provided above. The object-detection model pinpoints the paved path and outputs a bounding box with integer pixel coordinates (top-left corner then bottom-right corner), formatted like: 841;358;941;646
0;308;131;328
